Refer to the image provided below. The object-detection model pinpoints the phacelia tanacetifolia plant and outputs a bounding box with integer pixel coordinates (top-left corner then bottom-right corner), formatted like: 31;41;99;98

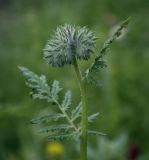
19;18;130;160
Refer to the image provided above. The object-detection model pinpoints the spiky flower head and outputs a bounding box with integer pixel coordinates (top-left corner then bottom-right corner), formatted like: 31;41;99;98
43;24;97;67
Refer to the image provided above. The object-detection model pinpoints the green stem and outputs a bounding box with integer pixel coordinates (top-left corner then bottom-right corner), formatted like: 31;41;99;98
73;57;87;160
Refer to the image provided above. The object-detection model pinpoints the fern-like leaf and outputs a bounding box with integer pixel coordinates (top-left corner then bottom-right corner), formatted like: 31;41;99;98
19;66;81;141
31;113;65;124
39;124;73;133
48;132;78;141
19;66;52;101
88;130;106;136
62;90;72;111
88;112;100;122
51;80;62;100
71;102;82;121
85;18;130;83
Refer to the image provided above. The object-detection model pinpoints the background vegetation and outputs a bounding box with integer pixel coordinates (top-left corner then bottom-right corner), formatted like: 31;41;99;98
0;0;149;159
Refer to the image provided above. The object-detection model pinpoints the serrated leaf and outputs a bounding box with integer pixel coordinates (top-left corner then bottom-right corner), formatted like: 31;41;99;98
62;90;72;110
88;112;100;122
31;93;50;100
51;80;62;100
71;102;82;121
39;124;73;133
88;130;107;136
19;67;81;141
19;66;52;101
85;18;130;82
48;132;78;141
18;66;39;81
31;113;65;124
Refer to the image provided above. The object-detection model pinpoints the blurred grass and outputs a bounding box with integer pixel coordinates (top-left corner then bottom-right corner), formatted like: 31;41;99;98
0;0;149;159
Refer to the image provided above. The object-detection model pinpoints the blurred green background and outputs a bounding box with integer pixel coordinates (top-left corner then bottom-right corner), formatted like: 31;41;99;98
0;0;149;159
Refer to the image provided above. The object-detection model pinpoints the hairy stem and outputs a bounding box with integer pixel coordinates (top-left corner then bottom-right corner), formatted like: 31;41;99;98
73;57;87;160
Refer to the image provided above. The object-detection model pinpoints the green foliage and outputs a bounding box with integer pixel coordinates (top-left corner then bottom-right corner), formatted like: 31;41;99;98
88;130;106;136
71;102;82;121
48;132;77;141
18;19;130;159
51;80;62;101
88;112;100;123
39;124;72;133
31;113;65;124
19;66;101;142
85;18;130;85
1;0;149;159
17;18;131;160
62;90;72;110
19;66;79;141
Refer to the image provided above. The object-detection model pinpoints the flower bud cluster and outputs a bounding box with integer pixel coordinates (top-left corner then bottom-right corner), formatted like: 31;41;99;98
44;24;97;67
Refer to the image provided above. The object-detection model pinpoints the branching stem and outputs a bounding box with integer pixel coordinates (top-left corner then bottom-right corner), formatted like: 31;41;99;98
53;98;79;133
73;57;87;160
